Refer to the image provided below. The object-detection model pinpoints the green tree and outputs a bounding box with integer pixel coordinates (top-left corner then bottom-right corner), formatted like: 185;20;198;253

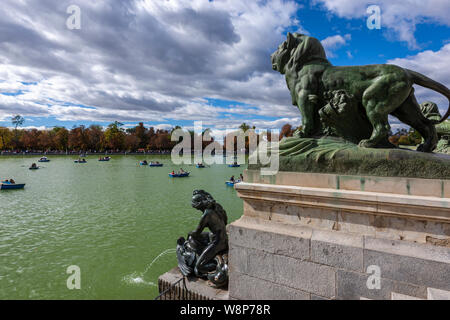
239;123;250;132
104;121;125;150
11;115;24;130
11;115;25;149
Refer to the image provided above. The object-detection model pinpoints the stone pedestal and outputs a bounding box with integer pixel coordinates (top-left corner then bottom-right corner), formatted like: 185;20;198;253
228;170;450;300
158;267;229;300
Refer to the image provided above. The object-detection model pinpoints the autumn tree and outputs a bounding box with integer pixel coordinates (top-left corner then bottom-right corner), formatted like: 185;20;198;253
153;129;173;150
125;134;139;151
0;127;12;150
69;126;90;151
20;129;40;150
52;127;69;151
87;125;105;151
134;122;148;148
280;124;295;139
38;130;53;151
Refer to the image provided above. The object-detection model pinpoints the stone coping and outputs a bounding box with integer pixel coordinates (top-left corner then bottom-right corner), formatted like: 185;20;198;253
230;216;450;264
244;170;450;198
158;267;229;300
235;182;450;223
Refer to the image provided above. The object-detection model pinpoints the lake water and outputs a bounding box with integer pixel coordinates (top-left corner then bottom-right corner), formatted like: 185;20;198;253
0;155;245;299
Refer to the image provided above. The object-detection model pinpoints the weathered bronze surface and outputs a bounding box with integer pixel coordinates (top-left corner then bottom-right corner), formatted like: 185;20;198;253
271;33;450;152
176;190;228;288
421;101;450;154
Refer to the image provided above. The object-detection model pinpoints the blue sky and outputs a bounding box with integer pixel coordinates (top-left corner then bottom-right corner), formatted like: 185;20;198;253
0;0;449;135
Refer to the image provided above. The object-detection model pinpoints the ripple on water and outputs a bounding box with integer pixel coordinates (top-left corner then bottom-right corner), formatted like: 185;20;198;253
122;272;156;287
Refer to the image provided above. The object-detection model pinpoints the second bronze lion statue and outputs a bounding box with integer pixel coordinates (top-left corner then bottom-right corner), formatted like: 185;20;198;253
271;32;450;152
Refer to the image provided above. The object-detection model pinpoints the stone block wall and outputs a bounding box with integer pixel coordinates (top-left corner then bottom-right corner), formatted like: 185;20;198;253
228;218;450;300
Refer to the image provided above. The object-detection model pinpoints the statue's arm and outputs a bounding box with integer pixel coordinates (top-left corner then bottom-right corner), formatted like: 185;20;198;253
190;211;210;236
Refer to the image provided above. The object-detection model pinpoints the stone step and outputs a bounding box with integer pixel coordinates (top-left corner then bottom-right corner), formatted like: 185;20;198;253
427;288;450;300
391;292;424;300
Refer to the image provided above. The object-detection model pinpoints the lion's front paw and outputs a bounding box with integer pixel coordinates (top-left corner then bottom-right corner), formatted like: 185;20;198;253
417;143;434;153
293;129;306;138
358;139;376;148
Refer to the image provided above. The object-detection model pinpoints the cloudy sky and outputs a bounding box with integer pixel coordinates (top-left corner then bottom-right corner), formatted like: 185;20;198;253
0;0;449;134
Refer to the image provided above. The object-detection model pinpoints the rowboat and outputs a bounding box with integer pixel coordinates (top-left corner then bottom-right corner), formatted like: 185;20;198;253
29;166;39;170
225;180;241;186
98;157;111;162
169;172;190;177
38;157;50;162
196;164;205;168
149;163;163;167
228;164;240;167
1;183;25;190
74;160;87;163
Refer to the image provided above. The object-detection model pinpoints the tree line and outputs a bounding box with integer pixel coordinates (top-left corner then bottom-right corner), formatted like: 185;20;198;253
0;116;300;153
0;115;417;153
0;118;175;152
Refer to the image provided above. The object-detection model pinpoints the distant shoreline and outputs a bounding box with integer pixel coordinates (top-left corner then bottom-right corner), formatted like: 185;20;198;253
0;151;233;156
0;151;172;156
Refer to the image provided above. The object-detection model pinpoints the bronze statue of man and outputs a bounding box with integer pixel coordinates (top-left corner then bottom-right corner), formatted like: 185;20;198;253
176;190;229;287
189;190;228;276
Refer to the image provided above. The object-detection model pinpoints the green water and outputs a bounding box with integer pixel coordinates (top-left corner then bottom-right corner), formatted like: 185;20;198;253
0;155;245;299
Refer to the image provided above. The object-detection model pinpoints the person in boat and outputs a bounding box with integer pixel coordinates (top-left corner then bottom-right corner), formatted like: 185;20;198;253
142;160;148;165
9;179;15;184
31;163;37;168
171;170;175;175
179;168;185;174
2;179;9;183
230;175;235;183
240;174;244;182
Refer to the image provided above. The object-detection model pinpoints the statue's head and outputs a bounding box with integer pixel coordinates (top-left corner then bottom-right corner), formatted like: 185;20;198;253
191;190;215;210
271;33;328;74
420;101;441;122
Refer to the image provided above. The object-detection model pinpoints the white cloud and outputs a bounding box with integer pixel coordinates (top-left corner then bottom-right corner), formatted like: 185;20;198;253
314;0;450;48
321;34;351;58
0;0;301;131
387;43;450;116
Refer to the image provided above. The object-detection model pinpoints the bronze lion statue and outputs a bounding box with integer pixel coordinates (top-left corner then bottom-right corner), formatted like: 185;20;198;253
271;33;450;152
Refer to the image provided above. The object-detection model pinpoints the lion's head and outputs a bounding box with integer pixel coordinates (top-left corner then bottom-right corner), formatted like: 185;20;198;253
271;33;330;74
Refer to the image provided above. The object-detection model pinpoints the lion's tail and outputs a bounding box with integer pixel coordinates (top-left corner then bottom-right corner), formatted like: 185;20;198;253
407;69;450;124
